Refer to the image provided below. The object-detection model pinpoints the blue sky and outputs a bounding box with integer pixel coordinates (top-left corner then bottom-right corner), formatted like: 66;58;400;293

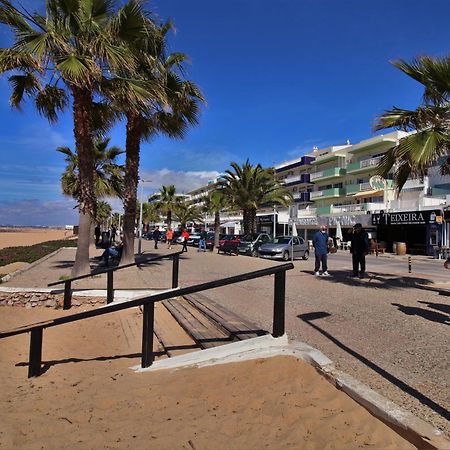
0;0;449;225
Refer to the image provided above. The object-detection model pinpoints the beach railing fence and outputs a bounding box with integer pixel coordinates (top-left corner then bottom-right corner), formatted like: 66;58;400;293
47;251;182;309
0;263;293;378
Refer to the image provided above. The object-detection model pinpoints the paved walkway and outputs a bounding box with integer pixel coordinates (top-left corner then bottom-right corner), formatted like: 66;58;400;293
2;242;449;434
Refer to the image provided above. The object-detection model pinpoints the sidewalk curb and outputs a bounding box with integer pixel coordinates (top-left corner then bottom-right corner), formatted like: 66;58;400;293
0;247;74;284
132;336;449;449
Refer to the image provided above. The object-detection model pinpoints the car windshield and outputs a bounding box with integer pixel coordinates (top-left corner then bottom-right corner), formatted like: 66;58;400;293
206;232;215;239
222;234;233;240
241;233;259;242
272;236;291;244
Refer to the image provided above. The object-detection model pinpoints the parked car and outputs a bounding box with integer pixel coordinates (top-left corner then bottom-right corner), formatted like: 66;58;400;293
205;232;225;250
218;234;241;247
237;233;271;257
217;234;242;254
187;233;201;246
258;235;309;261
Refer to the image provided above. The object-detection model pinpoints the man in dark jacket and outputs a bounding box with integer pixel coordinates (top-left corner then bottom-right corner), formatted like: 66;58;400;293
349;223;369;278
153;226;161;249
313;225;330;276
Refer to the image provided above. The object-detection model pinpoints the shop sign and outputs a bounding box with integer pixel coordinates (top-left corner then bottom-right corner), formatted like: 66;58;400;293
372;210;441;226
293;217;319;226
256;214;276;224
328;215;371;227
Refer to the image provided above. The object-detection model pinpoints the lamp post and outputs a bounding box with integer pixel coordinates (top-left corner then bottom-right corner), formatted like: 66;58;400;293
138;179;152;254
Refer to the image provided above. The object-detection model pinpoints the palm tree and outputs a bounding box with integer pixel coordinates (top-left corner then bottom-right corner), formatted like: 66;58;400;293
174;202;203;228
218;160;292;235
203;190;227;249
375;55;450;191
156;185;181;230
95;201;112;227
141;203;160;232
0;0;152;275
57;138;124;203
113;22;205;264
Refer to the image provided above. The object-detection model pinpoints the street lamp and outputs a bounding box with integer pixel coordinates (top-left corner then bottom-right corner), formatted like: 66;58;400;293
138;179;152;254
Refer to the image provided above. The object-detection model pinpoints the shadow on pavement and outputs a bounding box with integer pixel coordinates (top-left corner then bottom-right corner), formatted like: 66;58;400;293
418;301;450;315
392;303;450;325
297;311;450;422
300;270;433;290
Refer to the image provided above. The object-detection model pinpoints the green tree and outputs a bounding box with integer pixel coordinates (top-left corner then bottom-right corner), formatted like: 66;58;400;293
174;201;203;228
156;185;181;230
0;0;152;275
203;190;227;249
95;201;112;227
57;138;124;203
218;160;292;235
114;22;205;264
141;203;160;232
375;55;450;191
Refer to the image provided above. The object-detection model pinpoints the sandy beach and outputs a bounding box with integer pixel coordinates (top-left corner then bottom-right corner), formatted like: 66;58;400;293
0;228;71;250
0;306;414;449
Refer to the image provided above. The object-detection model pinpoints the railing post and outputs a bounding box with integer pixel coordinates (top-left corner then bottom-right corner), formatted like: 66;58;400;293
141;302;155;368
172;253;179;289
28;328;43;378
63;281;72;310
272;270;286;337
107;271;114;304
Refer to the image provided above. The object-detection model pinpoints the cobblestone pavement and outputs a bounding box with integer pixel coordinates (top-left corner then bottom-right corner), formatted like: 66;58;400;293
3;242;449;434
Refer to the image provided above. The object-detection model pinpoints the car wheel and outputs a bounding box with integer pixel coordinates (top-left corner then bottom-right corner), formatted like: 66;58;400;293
251;248;258;257
302;250;309;260
282;250;289;261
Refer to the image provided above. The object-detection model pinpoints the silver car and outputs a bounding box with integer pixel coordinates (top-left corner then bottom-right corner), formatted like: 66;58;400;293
258;236;309;261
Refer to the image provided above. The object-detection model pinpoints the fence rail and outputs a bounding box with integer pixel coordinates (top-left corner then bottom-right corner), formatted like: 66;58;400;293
47;251;182;309
0;262;294;378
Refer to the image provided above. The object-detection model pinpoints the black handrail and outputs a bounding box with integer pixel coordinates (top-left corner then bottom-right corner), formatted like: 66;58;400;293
1;263;293;377
47;251;182;309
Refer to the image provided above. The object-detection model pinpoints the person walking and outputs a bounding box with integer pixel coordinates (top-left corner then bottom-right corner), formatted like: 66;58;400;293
94;224;101;246
198;228;207;252
153;226;161;250
312;225;330;276
349;223;370;278
110;225;117;244
181;229;189;252
166;227;174;249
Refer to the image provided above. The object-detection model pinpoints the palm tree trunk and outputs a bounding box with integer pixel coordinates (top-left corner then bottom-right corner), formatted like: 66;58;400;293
121;112;144;264
243;208;257;235
214;211;220;249
167;210;172;229
71;86;95;277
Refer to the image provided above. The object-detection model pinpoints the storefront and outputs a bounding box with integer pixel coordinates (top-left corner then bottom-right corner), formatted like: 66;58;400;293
372;209;443;255
256;214;284;236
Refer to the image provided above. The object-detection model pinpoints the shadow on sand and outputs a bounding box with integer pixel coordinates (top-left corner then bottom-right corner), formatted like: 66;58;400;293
298;311;450;422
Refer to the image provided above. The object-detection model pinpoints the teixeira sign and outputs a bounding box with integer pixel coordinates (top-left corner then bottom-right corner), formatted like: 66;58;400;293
372;210;442;226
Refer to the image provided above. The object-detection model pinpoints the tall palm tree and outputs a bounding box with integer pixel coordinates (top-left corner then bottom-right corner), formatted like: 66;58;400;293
218;160;292;235
141;202;160;232
375;55;450;191
156;185;181;230
95;201;112;227
112;22;205;264
203;190;227;249
0;0;152;275
174;202;203;228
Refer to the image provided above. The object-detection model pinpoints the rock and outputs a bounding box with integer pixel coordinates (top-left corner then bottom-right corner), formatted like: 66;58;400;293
45;299;54;307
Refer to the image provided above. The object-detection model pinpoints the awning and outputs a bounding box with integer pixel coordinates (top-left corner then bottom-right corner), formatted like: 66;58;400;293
350;189;383;198
221;221;239;228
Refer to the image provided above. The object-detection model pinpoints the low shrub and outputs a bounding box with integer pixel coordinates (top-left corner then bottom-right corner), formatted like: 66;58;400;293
0;239;77;267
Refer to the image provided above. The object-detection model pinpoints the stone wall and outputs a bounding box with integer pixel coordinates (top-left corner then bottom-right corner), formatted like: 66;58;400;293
0;292;105;308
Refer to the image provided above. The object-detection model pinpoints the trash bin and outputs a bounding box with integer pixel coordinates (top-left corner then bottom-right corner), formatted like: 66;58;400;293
396;242;407;255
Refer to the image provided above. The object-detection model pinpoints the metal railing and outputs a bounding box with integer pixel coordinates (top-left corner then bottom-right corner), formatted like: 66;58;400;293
0;263;293;378
47;251;182;309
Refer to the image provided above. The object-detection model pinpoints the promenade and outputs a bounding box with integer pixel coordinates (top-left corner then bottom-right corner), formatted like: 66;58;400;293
1;241;449;435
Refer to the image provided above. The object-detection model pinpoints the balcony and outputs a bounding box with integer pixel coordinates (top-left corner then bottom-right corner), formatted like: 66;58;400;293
298;208;316;217
310;188;345;200
332;203;386;214
316;206;332;215
346;156;383;174
292;192;310;203
284;174;310;186
346;180;394;195
310;168;346;182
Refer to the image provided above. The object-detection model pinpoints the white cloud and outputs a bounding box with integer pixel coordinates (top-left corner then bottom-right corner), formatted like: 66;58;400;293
0;199;78;226
139;168;221;194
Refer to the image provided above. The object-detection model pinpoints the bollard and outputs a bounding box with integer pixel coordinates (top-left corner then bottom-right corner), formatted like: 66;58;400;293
408;255;412;273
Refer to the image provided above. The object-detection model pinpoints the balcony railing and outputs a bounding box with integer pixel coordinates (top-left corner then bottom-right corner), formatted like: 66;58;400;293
332;203;385;213
284;174;310;185
297;208;317;217
292;192;310;202
310;187;345;200
346;156;383;173
310;168;346;182
346;180;394;195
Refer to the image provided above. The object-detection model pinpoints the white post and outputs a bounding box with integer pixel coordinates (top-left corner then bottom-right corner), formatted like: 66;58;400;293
273;208;276;239
138;181;144;254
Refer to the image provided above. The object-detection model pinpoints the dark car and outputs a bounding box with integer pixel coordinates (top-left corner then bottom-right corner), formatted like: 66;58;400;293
237;233;271;257
258;235;309;261
205;232;225;250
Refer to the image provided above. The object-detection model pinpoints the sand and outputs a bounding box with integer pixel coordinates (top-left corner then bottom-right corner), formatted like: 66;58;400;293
0;307;413;449
0;228;72;250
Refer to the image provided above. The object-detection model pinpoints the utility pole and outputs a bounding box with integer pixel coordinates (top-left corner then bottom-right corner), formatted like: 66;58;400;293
138;179;152;254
